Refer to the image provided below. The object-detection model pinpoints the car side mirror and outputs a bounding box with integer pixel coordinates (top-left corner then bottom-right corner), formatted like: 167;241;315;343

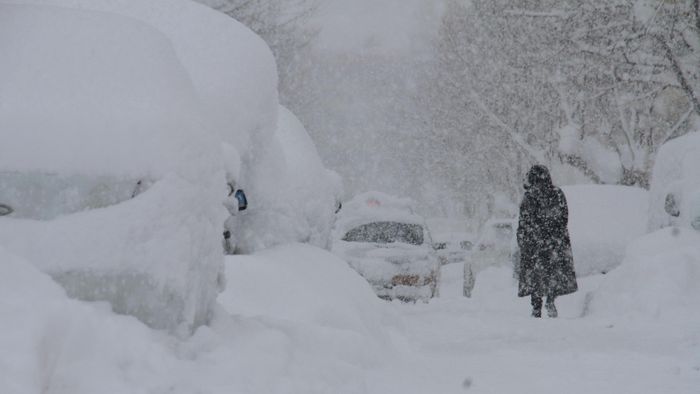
460;240;473;251
0;203;13;216
433;242;447;251
664;193;680;217
235;189;247;211
691;216;700;231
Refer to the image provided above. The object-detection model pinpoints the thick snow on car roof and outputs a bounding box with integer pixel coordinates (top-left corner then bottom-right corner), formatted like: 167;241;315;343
12;0;279;174
0;3;214;179
335;191;426;235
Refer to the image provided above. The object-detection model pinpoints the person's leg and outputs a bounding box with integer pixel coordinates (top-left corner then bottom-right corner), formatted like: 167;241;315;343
531;295;543;318
545;295;558;318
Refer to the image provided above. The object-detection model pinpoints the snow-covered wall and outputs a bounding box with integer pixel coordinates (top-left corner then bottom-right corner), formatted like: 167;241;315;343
0;4;225;333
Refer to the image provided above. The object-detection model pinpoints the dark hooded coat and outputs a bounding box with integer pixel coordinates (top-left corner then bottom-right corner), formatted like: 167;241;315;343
516;165;578;298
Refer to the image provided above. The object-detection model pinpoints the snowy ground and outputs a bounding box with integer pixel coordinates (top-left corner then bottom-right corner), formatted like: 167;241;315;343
392;263;700;394
2;244;698;394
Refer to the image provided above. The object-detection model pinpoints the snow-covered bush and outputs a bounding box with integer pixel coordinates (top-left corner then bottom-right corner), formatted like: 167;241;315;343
562;185;648;276
236;106;342;252
647;131;700;232
0;4;224;333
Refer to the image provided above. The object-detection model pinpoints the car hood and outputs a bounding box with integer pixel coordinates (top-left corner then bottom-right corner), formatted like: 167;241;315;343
333;240;438;282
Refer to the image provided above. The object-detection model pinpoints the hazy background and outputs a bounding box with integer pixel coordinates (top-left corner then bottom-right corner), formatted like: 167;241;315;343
198;0;700;224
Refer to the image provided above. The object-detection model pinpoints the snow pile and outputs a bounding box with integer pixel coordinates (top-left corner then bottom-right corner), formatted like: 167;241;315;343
219;244;397;348
0;244;402;393
0;247;176;393
237;107;342;252
0;4;224;333
589;227;700;322
562;185;648;276
648;131;700;231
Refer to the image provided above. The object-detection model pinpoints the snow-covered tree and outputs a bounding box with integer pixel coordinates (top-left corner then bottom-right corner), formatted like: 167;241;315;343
559;0;700;187
425;0;699;211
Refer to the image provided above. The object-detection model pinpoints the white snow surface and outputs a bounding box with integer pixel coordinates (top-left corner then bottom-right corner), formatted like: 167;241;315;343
563;185;649;276
648;130;700;231
2;242;699;393
0;4;225;332
589;227;700;322
0;4;208;179
219;244;397;349
8;0;279;188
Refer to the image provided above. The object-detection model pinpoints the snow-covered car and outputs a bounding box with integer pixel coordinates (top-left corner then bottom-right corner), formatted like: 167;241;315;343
332;192;440;301
470;218;516;267
0;5;225;333
463;218;515;297
235;106;343;253
648;131;700;232
432;232;474;266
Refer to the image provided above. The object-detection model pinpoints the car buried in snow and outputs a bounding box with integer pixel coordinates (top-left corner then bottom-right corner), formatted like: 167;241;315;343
0;5;225;333
332;192;440;302
648;131;700;233
463;217;516;297
432;232;474;266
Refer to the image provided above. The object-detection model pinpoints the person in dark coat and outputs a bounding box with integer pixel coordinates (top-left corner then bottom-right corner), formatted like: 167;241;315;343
516;165;577;317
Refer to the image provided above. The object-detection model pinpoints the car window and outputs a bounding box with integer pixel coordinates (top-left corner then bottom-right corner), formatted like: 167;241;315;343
342;221;424;246
0;171;148;220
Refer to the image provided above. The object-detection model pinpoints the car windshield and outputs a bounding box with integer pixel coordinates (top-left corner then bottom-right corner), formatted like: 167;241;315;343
342;221;424;245
0;171;148;220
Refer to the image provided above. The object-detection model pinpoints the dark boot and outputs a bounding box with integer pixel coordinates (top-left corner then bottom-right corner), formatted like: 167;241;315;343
545;296;558;318
531;296;542;318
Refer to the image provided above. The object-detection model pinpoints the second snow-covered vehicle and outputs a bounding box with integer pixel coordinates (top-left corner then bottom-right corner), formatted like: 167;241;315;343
332;192;440;301
648;131;700;233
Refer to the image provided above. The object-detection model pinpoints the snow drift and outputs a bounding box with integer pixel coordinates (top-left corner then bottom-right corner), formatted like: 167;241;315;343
589;227;700;322
0;4;224;333
0;244;401;394
562;185;648;276
220;243;396;345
